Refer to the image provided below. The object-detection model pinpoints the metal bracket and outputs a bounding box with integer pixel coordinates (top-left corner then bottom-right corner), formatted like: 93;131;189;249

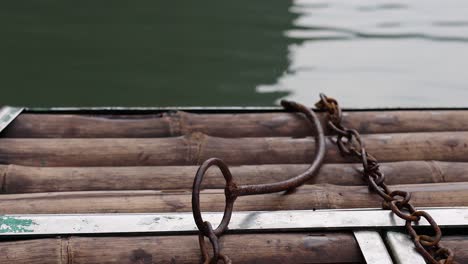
1;207;466;236
0;106;23;133
354;230;393;264
386;231;426;264
1;207;465;263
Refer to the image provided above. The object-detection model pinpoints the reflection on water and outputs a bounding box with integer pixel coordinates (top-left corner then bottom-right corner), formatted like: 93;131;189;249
1;0;468;107
258;0;468;107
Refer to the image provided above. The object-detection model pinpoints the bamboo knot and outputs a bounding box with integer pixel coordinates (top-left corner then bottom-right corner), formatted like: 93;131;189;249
184;132;208;165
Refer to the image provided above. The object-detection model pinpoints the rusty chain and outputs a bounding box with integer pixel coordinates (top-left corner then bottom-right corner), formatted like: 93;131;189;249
192;100;326;263
316;93;455;264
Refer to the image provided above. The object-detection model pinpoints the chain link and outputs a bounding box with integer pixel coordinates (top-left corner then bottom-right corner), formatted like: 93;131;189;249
316;93;455;264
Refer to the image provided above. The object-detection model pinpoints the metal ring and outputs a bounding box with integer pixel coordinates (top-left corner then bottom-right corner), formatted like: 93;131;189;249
318;93;342;124
405;211;442;247
198;222;219;263
327;121;348;137
192;158;237;237
367;177;393;201
435;245;454;264
388;190;411;206
411;239;440;264
198;221;232;264
388;201;420;222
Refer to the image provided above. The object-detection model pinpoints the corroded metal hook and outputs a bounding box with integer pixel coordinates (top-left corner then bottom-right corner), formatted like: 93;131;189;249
192;100;326;263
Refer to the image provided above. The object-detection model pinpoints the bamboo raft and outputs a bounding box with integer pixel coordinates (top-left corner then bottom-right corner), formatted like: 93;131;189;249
1;106;468;263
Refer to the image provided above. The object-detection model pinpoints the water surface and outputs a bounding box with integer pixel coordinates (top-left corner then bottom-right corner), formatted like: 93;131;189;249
260;0;468;108
1;0;467;107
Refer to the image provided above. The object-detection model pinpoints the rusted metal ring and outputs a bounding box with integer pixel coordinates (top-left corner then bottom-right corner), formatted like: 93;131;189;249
435;245;454;264
220;254;233;264
318;93;336;112
388;190;411;206
327;121;348;137
412;239;440;264
192;158;237;237
318;93;342;124
367;177;393;201
370;171;386;186
405;211;442;247
361;148;369;170
336;134;352;155
388;201;420;221
336;129;362;157
198;221;232;264
346;129;362;147
361;151;386;186
198;222;219;263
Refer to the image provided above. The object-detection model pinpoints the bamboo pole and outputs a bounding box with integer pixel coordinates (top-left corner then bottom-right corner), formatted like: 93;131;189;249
443;236;468;262
0;238;62;264
0;233;363;264
0;132;468;167
1;234;466;264
2;161;468;193
3;110;468;138
0;183;466;214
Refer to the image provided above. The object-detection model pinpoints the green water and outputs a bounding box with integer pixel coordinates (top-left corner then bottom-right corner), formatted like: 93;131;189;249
0;1;294;107
2;1;468;108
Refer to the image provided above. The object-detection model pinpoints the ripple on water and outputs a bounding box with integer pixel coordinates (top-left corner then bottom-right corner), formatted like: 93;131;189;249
258;0;468;108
